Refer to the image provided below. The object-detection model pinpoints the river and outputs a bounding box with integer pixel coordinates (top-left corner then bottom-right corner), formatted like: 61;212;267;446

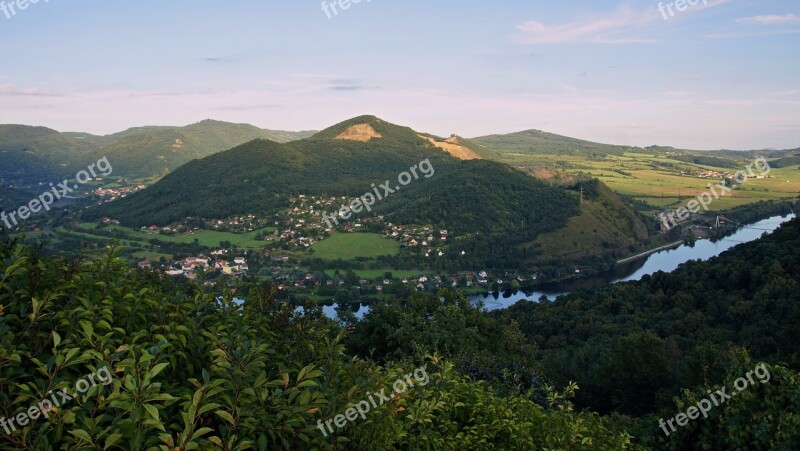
320;213;795;318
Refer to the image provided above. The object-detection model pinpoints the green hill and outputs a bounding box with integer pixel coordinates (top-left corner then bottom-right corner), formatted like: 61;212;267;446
0;120;313;184
472;129;636;157
80;119;315;178
85;116;584;269
526;179;650;265
0;125;96;182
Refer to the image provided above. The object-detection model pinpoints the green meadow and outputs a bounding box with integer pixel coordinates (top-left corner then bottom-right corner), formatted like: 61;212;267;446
311;232;401;260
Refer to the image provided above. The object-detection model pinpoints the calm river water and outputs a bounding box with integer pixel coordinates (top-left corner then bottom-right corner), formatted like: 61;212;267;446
320;213;795;318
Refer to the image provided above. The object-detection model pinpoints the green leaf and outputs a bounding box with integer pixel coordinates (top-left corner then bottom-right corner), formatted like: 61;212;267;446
143;404;160;421
191;427;214;441
148;362;169;380
198;403;221;416
71;429;93;444
104;433;122;450
216;410;235;425
79;321;94;338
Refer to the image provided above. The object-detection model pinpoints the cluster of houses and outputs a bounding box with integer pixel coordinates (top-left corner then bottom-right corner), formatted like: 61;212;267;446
270;195;455;252
387;225;449;246
140;224;195;236
694;169;768;180
276;269;540;294
151;253;249;279
694;169;725;179
396;270;537;289
128;193;461;256
206;214;272;233
94;183;148;202
386;226;463;258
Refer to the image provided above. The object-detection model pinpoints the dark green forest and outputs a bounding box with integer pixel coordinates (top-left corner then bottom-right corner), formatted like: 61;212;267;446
2;211;799;449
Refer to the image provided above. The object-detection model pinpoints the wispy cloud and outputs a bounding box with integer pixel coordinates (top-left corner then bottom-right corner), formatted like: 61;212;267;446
736;14;800;25
0;84;64;97
327;79;370;91
516;5;654;44
214;103;283;111
706;28;800;39
767;90;800;97
737;14;800;25
516;1;734;44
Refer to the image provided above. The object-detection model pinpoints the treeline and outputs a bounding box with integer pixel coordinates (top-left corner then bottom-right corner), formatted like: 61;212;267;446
768;156;800;168
0;229;636;449
671;155;740;169
344;218;800;449
2;217;799;448
711;199;798;229
494;217;800;446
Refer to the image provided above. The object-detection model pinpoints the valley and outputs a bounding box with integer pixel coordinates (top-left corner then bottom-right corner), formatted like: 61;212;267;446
6;116;798;309
3;3;799;449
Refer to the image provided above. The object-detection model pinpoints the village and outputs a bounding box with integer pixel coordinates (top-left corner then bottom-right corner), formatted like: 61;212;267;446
93;182;149;202
143;252;250;280
127;194;546;295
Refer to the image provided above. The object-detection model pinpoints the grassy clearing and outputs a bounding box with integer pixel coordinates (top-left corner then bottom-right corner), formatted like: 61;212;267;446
311;232;400;260
324;269;424;279
131;250;173;261
77;223;274;249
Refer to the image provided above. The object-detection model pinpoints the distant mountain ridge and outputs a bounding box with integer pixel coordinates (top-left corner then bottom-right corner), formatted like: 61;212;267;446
3;118;796;185
0;120;314;183
472;129;638;157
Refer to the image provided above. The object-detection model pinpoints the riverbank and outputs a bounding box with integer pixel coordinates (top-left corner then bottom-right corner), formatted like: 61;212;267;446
469;213;795;310
616;241;683;264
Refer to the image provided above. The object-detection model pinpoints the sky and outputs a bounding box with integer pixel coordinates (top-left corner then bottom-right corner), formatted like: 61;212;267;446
0;0;798;150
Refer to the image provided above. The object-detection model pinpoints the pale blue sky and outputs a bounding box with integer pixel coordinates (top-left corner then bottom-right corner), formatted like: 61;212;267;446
0;0;798;149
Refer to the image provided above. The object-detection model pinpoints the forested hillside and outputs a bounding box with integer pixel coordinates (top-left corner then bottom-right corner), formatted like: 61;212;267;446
497;216;800;446
86;117;582;269
0;230;637;450
347;218;800;449
471;129;634;157
79;120;314;178
0;125;95;186
0;120;312;185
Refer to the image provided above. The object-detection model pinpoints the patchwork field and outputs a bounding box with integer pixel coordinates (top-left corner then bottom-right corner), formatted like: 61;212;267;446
492;152;800;212
311;232;401;260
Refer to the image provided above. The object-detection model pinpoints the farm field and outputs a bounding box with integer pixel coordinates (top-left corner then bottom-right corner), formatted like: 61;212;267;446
76;223;274;249
492;152;800;212
311;232;401;260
